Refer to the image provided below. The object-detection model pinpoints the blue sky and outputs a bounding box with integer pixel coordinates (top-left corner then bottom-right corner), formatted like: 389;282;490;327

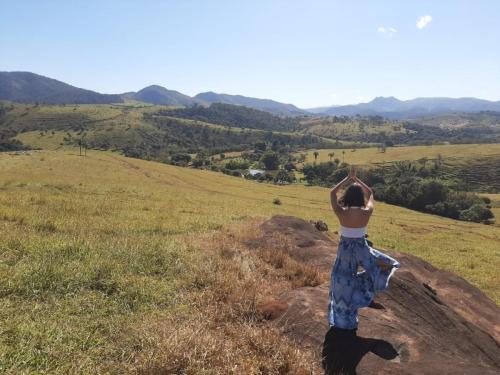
1;0;499;107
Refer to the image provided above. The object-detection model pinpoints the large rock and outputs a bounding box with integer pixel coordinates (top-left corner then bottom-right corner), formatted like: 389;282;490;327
257;215;500;375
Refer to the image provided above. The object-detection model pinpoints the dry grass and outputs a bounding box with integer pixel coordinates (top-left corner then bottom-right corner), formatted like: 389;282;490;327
115;220;322;374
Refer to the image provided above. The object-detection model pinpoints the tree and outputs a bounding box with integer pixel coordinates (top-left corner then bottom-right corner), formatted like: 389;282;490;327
225;159;249;170
313;151;319;162
328;152;335;161
260;151;280;170
342;150;345;163
274;169;294;184
171;153;192;166
254;141;267;151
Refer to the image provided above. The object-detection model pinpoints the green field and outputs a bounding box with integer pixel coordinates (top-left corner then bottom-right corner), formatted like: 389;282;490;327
0;149;498;373
303;144;500;192
304;143;500;165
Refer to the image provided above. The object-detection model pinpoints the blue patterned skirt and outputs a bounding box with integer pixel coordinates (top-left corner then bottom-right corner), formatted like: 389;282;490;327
328;236;400;329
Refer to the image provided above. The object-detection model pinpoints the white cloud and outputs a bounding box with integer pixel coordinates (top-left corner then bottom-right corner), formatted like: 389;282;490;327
377;26;397;36
416;15;432;29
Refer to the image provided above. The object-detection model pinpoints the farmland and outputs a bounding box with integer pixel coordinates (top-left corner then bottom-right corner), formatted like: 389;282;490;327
302;144;500;192
303;143;500;165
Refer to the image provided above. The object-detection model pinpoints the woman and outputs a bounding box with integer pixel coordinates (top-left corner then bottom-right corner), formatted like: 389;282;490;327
328;166;400;330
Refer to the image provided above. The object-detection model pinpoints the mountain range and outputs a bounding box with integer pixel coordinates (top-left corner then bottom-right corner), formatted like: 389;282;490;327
307;96;500;118
0;71;122;104
0;72;304;116
1;71;500;118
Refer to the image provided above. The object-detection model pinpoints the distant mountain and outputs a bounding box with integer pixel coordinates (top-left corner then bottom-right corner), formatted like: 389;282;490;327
3;71;500;119
310;96;500;118
131;85;198;106
0;71;123;104
194;91;307;117
305;105;340;113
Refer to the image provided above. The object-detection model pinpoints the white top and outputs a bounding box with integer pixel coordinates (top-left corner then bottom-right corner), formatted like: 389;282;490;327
340;225;367;238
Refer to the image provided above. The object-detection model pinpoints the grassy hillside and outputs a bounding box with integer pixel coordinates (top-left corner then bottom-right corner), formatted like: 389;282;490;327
0;150;498;373
303;144;500;192
413;111;500;128
305;144;500;165
300;115;500;144
164;103;302;132
1;103;332;160
300;116;406;139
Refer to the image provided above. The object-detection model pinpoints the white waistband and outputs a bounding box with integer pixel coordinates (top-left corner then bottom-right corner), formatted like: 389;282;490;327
340;225;366;238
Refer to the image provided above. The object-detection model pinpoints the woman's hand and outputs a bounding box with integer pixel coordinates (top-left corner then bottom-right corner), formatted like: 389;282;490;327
349;165;357;179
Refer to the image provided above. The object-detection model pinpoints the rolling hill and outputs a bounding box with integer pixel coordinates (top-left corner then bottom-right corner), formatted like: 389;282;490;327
194;91;307;116
0;71;123;104
300;144;500;193
0;102;331;158
310;96;500;118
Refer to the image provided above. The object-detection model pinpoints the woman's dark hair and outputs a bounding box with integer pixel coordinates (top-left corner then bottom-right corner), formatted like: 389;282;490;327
341;184;365;207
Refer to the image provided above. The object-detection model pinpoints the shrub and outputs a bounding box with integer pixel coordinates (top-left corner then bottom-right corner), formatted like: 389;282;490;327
273;170;295;184
273;198;282;205
254;141;267;151
170;153;192;166
302;162;340;185
459;204;494;223
260;151;280;170
257;173;273;182
225;159;249;170
481;196;492;204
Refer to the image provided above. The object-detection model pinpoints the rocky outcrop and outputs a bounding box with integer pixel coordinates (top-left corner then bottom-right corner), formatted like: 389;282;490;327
256;216;500;375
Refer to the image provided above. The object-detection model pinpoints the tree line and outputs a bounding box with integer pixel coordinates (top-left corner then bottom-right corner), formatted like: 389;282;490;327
301;159;494;224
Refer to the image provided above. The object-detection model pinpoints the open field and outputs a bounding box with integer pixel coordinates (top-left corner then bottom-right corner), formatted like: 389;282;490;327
303;143;500;165
302;143;500;192
0;150;499;372
15;130;78;150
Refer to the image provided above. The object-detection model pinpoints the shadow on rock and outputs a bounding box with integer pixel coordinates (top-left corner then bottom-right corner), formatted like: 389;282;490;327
322;327;398;375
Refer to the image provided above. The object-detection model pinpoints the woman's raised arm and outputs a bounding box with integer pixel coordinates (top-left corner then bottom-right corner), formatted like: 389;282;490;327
330;175;350;213
353;175;374;211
